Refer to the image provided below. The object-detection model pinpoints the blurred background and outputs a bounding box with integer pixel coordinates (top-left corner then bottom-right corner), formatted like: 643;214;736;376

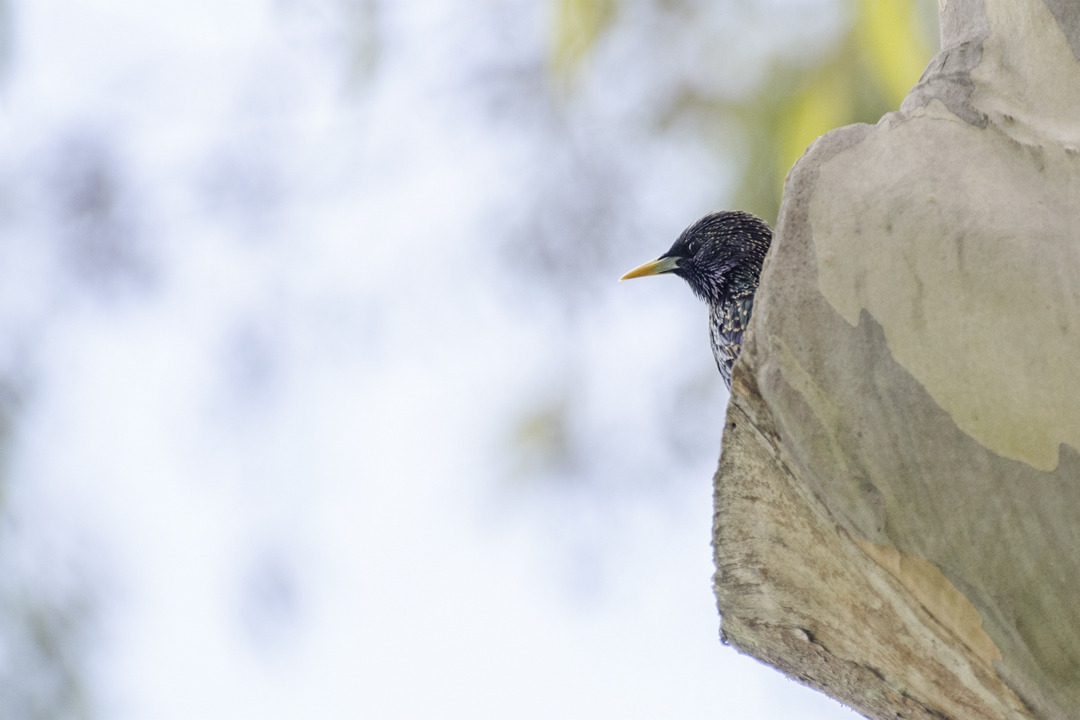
0;0;936;717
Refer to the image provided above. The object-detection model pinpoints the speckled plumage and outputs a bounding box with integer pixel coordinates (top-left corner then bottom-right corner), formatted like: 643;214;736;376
624;211;772;389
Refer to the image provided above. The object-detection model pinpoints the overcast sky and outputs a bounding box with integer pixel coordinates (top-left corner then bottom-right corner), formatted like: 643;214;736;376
0;1;861;717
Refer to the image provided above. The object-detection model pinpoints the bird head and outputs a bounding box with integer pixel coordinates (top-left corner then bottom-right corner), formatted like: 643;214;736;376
619;211;772;306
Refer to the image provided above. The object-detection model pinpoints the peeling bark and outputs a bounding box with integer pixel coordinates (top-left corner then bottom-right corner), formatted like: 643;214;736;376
713;0;1080;717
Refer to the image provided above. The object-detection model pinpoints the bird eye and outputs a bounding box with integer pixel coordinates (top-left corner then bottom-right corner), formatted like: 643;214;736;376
687;240;698;254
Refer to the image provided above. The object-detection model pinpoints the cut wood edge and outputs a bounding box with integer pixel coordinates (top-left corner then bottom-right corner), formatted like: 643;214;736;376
713;366;1035;720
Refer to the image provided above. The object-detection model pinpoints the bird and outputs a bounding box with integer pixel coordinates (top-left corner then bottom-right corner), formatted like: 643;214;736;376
620;211;772;390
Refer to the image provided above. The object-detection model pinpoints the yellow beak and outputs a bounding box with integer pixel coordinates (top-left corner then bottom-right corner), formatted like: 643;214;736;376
619;255;680;281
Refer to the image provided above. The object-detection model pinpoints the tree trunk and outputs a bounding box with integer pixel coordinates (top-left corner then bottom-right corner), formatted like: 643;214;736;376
712;1;1080;718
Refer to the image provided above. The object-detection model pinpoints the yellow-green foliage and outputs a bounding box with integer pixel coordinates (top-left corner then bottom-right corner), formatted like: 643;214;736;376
548;0;936;224
549;0;617;86
781;0;935;184
762;0;937;220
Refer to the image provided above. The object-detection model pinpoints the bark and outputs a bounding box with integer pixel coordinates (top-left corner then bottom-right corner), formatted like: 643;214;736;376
712;1;1080;718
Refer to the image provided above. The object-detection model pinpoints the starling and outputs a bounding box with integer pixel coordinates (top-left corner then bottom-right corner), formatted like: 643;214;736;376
620;211;772;389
